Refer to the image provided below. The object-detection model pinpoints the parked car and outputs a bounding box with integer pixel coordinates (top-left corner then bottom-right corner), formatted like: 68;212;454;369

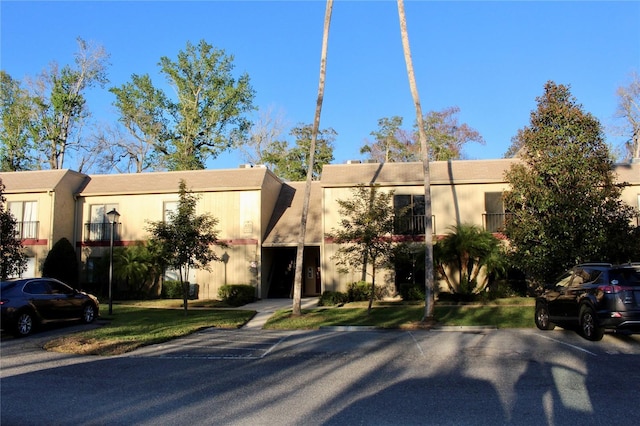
535;263;640;341
1;278;99;337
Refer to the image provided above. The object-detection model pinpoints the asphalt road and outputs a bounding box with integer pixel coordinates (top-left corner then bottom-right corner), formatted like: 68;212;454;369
1;325;640;426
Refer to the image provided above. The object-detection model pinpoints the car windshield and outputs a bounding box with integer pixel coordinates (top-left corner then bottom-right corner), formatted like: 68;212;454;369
610;269;640;287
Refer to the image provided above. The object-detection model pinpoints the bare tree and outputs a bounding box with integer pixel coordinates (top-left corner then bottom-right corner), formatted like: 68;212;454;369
82;122;163;173
28;38;110;169
615;71;640;160
397;0;435;322
292;0;333;316
239;106;289;165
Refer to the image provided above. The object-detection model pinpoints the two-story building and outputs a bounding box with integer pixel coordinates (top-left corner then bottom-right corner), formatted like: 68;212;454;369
2;159;638;298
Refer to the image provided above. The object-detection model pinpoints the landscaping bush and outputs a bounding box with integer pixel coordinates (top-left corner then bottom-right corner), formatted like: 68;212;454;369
218;284;255;307
347;281;386;302
399;282;425;301
161;280;183;299
486;280;520;299
42;238;79;287
318;291;348;306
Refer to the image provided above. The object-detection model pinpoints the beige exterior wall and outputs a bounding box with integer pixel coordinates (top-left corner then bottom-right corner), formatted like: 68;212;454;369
76;188;266;298
1;170;87;277
2;160;638;298
3;190;53;276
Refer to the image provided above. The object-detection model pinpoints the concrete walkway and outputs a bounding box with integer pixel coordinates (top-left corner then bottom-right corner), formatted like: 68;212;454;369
241;298;318;329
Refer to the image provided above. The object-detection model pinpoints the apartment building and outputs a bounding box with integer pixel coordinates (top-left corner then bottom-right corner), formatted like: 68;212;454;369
2;159;639;298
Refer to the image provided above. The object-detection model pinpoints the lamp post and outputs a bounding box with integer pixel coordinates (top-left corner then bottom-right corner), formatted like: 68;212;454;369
106;208;120;315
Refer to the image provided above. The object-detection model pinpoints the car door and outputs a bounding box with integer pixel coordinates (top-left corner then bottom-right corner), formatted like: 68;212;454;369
556;268;592;321
546;270;573;320
23;280;56;321
47;280;80;320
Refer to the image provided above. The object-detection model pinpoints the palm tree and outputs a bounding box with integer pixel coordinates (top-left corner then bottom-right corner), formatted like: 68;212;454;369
292;0;333;316
114;244;150;297
397;0;435;321
435;224;506;297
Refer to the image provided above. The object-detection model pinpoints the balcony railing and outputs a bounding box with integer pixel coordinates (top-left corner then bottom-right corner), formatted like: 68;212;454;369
483;213;512;233
394;215;436;236
16;221;39;239
84;222;120;242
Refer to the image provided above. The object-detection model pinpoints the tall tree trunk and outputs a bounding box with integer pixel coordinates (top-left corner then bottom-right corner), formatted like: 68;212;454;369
292;0;333;316
397;0;435;321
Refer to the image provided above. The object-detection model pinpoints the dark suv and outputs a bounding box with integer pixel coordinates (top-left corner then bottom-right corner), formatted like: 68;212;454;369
535;263;640;341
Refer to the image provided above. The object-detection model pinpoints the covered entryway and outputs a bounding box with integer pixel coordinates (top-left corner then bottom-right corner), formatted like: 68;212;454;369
261;181;324;299
263;247;321;298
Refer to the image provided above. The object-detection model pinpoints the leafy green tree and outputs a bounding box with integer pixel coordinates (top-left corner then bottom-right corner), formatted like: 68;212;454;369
146;180;226;314
29;38;110;169
362;108;485;163
434;224;506;297
262;124;335;181
42;237;79;287
112;40;255;171
361;116;415;162
108;73;168;172
0;180;27;280
504;81;639;283
0;71;36;171
326;184;396;314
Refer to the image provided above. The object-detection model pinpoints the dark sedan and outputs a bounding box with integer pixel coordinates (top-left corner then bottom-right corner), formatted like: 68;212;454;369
1;278;99;337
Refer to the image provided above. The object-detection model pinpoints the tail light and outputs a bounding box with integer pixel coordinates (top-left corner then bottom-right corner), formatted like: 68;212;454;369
598;280;633;294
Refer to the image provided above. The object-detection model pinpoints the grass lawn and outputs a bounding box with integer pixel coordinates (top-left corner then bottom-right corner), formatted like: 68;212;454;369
43;304;255;356
41;298;535;356
265;299;535;330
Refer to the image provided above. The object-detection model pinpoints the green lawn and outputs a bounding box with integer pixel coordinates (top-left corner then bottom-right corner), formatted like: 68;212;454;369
43;305;255;356
41;298;535;356
265;301;535;330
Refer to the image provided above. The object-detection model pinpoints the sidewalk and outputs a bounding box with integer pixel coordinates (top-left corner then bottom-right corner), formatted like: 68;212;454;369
241;298;318;329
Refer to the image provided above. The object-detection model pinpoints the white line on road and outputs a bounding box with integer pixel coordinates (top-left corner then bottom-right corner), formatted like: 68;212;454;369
534;334;598;356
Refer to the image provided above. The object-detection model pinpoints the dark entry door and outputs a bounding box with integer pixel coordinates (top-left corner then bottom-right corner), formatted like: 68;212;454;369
268;248;296;298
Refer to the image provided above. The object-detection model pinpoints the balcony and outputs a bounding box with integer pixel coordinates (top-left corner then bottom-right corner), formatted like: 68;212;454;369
16;221;39;240
482;213;512;233
84;222;120;242
394;215;436;236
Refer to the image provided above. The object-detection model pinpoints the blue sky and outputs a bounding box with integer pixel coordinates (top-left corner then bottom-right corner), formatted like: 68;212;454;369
1;0;639;171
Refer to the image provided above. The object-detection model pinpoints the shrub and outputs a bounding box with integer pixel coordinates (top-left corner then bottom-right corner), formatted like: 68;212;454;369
347;281;386;302
218;284;255;307
42;238;79;287
161;280;183;299
399;282;425;301
318;291;348;306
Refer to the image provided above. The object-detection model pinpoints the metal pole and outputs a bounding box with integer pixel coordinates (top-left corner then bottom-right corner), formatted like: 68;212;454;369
108;220;114;315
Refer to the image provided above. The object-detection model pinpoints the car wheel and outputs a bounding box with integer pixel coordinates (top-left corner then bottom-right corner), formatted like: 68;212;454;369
535;304;555;330
82;303;97;324
580;305;604;341
14;311;34;337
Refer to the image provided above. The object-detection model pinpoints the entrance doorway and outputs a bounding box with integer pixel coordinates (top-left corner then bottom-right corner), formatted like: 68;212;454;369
267;248;296;298
265;247;322;298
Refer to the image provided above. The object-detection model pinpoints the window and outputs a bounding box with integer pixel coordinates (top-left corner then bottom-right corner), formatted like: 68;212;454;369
86;204;119;241
163;201;178;222
24;280;51;295
394;195;427;235
483;192;508;233
8;201;38;239
85;257;100;284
